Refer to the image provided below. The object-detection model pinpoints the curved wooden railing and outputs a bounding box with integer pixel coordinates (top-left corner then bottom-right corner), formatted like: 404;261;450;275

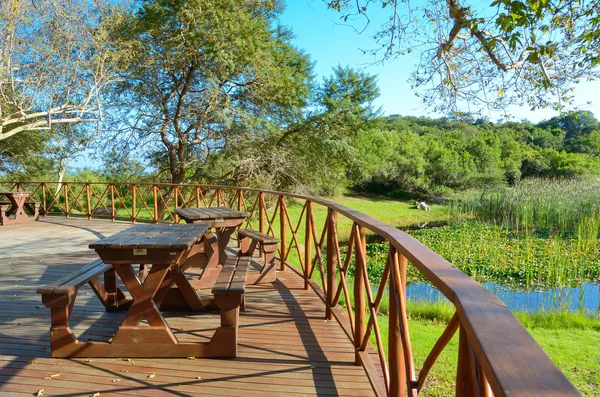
6;181;580;396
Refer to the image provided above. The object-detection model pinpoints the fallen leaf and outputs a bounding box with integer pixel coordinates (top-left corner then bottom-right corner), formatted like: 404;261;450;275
121;358;135;365
187;356;196;360
112;379;121;383
147;372;155;379
120;369;128;373
44;373;61;379
35;390;44;397
28;360;37;365
90;393;100;397
84;359;93;363
195;376;202;380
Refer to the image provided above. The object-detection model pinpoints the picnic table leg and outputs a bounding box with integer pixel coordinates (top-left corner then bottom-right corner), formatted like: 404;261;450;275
216;226;237;265
187;231;222;290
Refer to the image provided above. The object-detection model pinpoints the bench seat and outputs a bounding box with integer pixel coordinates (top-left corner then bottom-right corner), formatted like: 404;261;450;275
237;229;279;284
36;259;132;357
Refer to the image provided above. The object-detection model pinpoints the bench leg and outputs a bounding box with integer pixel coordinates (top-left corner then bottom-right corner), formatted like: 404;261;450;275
214;293;244;357
41;292;78;356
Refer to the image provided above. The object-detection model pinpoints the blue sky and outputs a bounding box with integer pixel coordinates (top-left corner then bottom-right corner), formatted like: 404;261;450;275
280;0;600;123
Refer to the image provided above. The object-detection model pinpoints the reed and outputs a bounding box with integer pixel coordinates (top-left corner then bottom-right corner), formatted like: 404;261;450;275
453;178;600;243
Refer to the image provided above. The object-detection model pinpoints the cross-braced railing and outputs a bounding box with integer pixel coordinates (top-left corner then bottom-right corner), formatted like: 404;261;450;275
6;181;580;396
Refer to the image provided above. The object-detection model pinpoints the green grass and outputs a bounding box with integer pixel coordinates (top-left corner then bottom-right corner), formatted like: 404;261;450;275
372;303;600;396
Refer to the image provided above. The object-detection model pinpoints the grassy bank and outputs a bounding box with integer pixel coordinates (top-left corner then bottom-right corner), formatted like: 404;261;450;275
372;302;600;396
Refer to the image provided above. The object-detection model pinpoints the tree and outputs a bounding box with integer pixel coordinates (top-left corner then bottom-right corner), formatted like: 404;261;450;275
219;66;381;194
106;0;313;184
0;0;123;140
325;0;600;113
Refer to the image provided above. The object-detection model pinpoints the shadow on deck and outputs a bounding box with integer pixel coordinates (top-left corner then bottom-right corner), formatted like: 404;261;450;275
0;218;374;396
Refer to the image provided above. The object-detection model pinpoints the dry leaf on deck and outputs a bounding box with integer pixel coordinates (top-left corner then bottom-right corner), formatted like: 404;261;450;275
90;393;100;397
35;390;44;397
147;372;155;379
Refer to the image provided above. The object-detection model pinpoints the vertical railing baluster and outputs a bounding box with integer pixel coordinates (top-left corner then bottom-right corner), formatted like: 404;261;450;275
258;192;265;233
42;183;47;216
304;201;313;290
132;184;137;224
86;184;91;220
63;183;69;218
195;186;201;208
354;223;366;365
174;185;179;223
279;195;287;271
153;185;159;223
237;190;243;212
456;326;476;397
389;246;406;397
109;184;115;222
326;209;338;320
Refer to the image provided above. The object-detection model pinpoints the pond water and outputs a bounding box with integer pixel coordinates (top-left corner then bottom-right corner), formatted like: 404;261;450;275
406;281;600;314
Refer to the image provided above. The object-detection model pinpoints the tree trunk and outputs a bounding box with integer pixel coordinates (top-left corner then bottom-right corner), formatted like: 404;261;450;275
54;158;70;199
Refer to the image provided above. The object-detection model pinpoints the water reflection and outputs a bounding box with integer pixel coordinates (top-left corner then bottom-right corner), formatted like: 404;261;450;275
406;281;600;314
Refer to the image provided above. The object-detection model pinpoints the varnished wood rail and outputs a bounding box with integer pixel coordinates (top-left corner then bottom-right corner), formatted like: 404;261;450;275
6;181;581;396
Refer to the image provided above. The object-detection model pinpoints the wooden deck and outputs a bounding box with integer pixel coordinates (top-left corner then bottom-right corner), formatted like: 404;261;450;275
0;218;375;396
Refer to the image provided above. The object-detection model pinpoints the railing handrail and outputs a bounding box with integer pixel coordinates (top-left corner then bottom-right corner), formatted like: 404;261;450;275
6;181;580;396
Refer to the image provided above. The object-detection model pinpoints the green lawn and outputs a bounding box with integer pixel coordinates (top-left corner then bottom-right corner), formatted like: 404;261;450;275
374;308;600;396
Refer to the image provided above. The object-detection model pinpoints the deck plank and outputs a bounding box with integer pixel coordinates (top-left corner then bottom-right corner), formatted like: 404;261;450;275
0;218;376;396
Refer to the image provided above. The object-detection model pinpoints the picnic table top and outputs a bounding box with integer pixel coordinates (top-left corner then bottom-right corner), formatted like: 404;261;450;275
175;207;249;221
89;223;209;250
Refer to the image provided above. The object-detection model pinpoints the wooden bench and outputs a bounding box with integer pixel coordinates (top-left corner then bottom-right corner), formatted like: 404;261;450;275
211;255;249;357
237;229;279;284
36;259;132;355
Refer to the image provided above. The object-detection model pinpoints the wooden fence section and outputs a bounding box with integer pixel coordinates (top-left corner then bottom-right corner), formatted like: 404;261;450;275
6;181;580;396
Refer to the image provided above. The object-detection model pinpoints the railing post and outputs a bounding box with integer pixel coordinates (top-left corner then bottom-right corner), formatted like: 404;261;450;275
237;190;243;212
456;326;476;397
326;209;338;320
174;185;179;223
279;195;287;271
389;248;407;396
304;201;313;290
41;183;47;216
153;185;159;223
63;183;69;218
131;184;137;224
85;184;91;220
109;184;115;222
195;186;201;208
258;192;265;233
354;224;366;364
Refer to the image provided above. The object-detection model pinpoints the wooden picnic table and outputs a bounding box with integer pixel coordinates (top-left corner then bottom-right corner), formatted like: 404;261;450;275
175;207;249;266
0;191;39;225
37;223;248;358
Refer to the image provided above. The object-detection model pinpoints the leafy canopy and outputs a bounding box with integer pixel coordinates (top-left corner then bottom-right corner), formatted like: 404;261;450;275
326;0;600;113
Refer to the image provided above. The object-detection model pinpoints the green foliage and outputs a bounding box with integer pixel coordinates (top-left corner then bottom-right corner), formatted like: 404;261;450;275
352;113;600;197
